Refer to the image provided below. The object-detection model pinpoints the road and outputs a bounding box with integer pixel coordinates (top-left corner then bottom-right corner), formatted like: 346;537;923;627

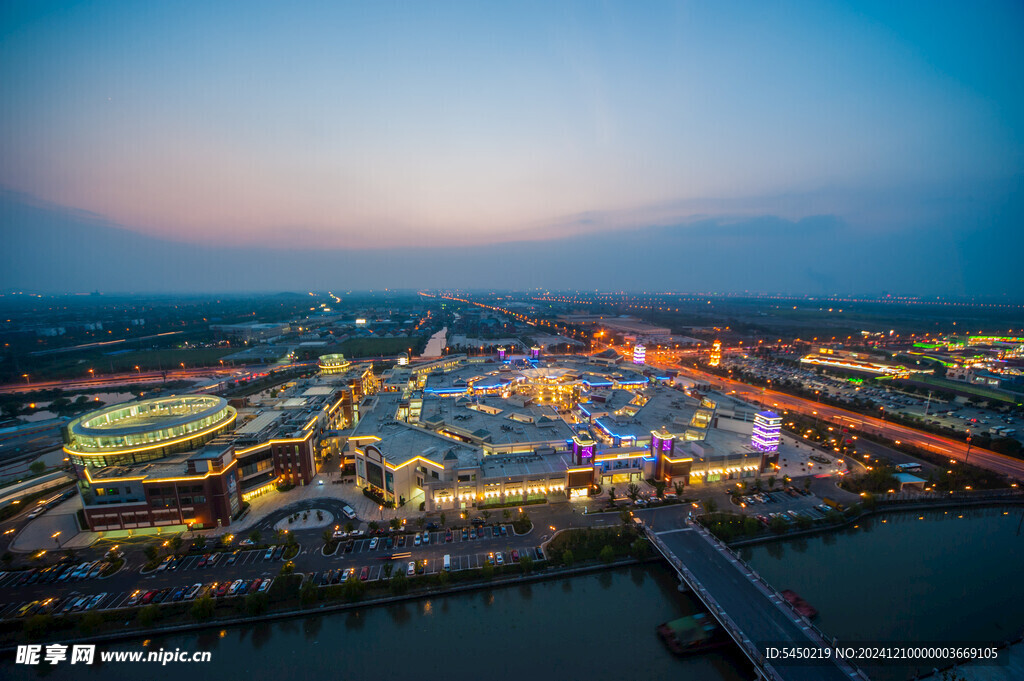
668;364;1024;482
656;526;856;681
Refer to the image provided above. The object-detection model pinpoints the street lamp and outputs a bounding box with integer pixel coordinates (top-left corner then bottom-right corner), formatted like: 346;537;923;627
22;374;29;385
134;365;141;374
52;531;61;549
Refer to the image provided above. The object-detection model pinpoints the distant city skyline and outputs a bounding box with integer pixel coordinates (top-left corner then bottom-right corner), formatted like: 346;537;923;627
2;1;1023;296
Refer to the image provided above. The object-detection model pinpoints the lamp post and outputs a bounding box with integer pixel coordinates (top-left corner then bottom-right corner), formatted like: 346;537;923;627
22;374;29;385
52;531;61;549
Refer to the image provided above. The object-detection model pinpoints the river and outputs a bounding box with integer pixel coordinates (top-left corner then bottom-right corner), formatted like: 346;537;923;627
6;506;1023;681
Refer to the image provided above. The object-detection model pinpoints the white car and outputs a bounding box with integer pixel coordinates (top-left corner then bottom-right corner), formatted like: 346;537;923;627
369;537;379;550
421;531;429;545
407;561;415;576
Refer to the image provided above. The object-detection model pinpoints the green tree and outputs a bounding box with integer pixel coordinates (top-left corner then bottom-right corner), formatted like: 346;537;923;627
630;538;649;559
480;562;494;580
169;535;183;554
619;509;633;526
502;509;512;520
803;476;812;491
742;516;761;535
24;614;53;640
322;528;334;545
481;510;491;522
78;611;103;635
144;545;159;563
415;517;425;529
654;481;666;499
343;575;365;602
138;604;160;627
562;550;575;567
368;521;379;533
439;512;446;527
389;518;402;531
703;498;717;514
193;536;207;551
626;483;640;501
767;476;777;489
599;545;615;563
191;595;215;621
29;461;46;475
390;570;408;595
673;481;685;496
249;530;261;544
519;554;534;574
246;592;269;615
299;579;318;606
769;516;788;533
344;522;354;533
435;569;449;586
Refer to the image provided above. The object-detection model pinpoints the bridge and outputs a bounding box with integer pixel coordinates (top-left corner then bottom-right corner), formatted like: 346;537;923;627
645;519;869;681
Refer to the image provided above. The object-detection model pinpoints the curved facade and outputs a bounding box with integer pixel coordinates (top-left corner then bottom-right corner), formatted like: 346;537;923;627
318;353;351;374
65;395;236;467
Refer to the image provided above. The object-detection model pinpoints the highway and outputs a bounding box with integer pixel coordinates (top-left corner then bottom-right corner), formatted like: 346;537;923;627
667;364;1024;482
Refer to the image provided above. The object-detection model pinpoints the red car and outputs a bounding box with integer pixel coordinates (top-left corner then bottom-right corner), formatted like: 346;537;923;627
359;566;369;581
140;590;158;605
214;582;230;598
511;549;520;563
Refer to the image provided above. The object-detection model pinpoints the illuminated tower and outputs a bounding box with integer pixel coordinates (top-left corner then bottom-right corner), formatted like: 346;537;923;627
397;352;409;366
633;344;646;365
752;411;781;452
497;346;506;361
530;346;541;360
709;340;722;367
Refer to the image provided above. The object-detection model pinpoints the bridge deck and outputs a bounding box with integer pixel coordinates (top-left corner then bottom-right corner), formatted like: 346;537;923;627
652;524;865;681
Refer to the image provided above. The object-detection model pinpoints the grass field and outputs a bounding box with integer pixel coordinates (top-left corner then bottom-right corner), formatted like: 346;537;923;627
15;347;238;382
337;337;425;358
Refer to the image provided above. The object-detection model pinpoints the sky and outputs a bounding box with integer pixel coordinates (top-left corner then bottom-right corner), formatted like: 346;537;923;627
1;1;1022;296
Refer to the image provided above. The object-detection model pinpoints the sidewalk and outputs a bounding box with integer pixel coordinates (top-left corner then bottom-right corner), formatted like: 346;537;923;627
11;496;99;553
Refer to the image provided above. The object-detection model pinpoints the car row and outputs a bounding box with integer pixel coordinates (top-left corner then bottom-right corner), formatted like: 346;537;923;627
126;578;274;607
13;592;108;619
14;560;110;586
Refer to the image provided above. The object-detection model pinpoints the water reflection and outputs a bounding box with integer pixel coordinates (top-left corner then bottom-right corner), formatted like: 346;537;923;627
344;610;365;631
303;615;323;640
388;603;411;627
251;622;273;650
517;584;533;601
597;571;613;590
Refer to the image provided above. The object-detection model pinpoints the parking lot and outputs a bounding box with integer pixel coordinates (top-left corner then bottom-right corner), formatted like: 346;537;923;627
0;523;546;622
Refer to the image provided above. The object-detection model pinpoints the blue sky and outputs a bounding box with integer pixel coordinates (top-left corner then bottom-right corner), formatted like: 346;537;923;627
1;1;1022;294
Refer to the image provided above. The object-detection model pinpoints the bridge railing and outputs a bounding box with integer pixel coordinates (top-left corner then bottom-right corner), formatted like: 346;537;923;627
684;520;871;681
644;527;785;681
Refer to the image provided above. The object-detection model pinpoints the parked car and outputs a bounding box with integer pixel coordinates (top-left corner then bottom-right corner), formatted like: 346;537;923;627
407;561;416;576
359;566;369;581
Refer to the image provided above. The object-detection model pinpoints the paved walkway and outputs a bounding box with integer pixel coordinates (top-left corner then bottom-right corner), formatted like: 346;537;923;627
11;496;98;553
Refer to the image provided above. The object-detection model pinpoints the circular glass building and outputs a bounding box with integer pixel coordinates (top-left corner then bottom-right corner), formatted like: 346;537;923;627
64;395;237;468
318;353;351;374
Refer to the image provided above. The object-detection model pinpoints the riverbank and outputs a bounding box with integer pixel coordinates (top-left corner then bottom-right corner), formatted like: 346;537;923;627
0;553;655;653
725;495;1024;548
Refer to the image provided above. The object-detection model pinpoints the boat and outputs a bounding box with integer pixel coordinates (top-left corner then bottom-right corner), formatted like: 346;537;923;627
781;590;818;619
656;613;727;656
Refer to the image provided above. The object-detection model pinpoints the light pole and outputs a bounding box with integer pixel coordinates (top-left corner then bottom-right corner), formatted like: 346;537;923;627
22;374;29;385
52;531;61;549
